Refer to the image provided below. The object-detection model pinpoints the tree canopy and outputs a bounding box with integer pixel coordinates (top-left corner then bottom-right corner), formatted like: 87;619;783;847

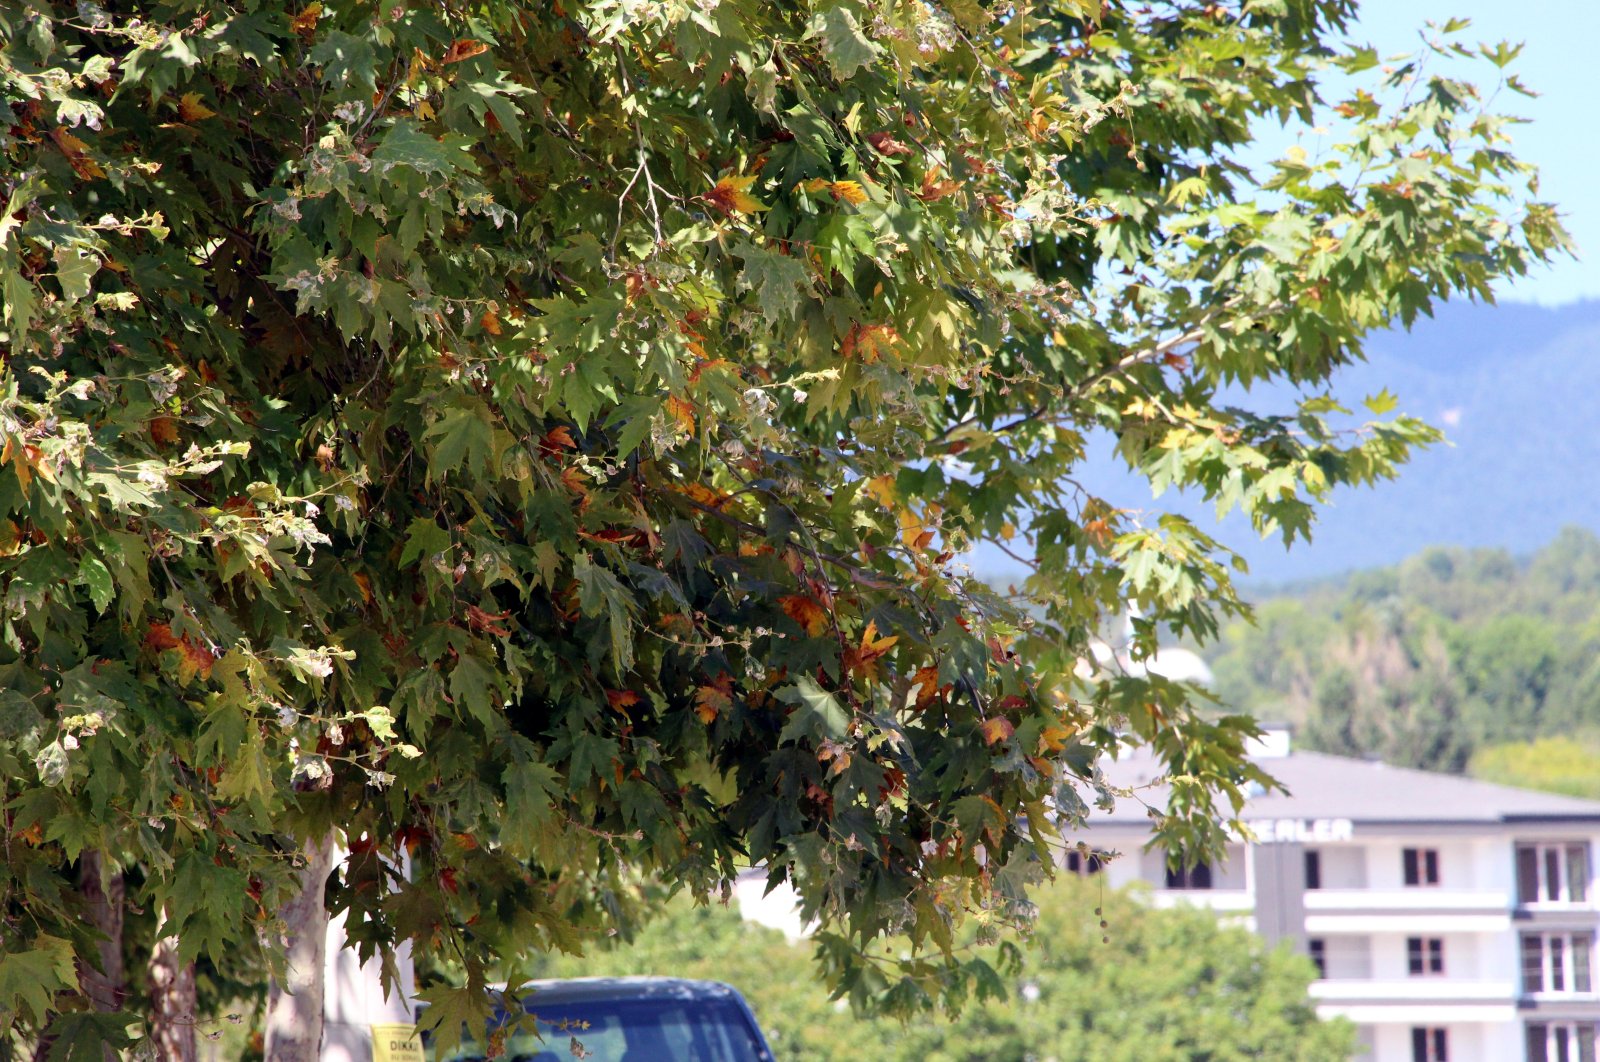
0;0;1566;1054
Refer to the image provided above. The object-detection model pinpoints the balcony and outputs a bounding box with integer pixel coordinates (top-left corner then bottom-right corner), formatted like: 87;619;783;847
1311;979;1517;1003
1303;889;1512;933
1148;889;1254;914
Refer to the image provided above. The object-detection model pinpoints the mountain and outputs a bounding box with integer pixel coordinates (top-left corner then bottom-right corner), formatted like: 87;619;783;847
973;299;1600;585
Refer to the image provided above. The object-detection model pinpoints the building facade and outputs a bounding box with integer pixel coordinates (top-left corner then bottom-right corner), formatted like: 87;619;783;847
1080;730;1600;1062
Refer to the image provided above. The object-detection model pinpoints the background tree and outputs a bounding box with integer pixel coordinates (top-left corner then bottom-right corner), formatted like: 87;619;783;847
504;877;1354;1062
1208;527;1600;774
0;0;1566;1055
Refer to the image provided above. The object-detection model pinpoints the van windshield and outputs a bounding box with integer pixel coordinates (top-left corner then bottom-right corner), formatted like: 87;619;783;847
434;994;770;1062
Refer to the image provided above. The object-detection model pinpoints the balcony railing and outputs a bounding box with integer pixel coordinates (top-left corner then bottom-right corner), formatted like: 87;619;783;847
1310;979;1517;1003
1304;888;1511;911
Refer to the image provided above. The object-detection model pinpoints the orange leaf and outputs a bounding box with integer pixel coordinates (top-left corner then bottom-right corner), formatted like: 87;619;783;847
694;674;734;724
670;482;731;510
48;128;104;180
916;167;960;202
479;307;502;335
442;39;491;64
910;665;944;710
606;689;641;715
290;2;322;40
145;623;183;653
539;426;577;455
704;173;766;216
841;323;899;363
352;571;373;604
979;717;1015;746
780;594;829;637
666;394;696;436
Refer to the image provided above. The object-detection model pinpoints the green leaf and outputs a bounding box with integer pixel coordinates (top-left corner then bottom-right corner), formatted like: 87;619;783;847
807;4;881;80
738;241;812;322
574;554;637;677
0;936;78;1028
43;1011;140;1062
76;554;113;614
398;517;451;569
424;400;497;483
0;690;43;740
776;676;849;744
53;247;98;305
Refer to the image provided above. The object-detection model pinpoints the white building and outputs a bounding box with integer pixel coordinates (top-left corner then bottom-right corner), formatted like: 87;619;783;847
1077;728;1600;1062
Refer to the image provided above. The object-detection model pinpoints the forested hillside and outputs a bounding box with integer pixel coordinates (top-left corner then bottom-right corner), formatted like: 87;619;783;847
1207;527;1600;791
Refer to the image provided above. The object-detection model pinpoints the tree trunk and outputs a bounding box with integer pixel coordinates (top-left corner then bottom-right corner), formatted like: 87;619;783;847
79;851;126;1062
148;910;198;1062
264;833;336;1062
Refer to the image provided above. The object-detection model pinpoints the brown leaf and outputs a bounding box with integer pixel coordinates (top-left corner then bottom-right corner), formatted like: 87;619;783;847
149;415;180;447
479;307;502;335
606;689;641;715
441;39;491;65
866;132;913;156
916;167;960;202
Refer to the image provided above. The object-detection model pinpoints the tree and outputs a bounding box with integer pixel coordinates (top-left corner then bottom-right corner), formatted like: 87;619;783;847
0;0;1565;1055
517;878;1354;1062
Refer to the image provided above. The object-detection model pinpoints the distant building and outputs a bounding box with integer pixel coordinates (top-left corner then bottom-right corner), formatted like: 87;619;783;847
1078;727;1600;1062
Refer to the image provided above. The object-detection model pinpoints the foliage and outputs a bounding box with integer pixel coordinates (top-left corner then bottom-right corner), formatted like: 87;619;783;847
0;0;1565;1053
521;877;1355;1062
1469;735;1600;802
1209;527;1600;773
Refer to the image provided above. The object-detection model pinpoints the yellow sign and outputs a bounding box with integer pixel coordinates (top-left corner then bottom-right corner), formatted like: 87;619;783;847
371;1023;425;1062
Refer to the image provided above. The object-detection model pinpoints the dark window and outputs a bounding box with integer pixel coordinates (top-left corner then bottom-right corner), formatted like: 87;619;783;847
1403;847;1440;886
1304;850;1322;890
1520;847;1542;905
1517;844;1593;905
1410;1026;1448;1062
1528;1023;1600;1062
1066;850;1103;875
1308;938;1327;978
1407;937;1444;975
1165;860;1212;890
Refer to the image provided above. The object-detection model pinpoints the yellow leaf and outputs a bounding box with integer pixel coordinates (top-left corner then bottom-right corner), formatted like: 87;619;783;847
178;92;216;123
999;522;1016;541
861;474;897;510
828;180;867;205
290;3;323;39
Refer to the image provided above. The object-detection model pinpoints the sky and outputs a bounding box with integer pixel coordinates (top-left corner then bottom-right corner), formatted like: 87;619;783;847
969;2;1600;585
1352;0;1600;305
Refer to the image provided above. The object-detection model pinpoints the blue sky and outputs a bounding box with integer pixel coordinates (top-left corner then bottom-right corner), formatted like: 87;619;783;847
1353;1;1599;306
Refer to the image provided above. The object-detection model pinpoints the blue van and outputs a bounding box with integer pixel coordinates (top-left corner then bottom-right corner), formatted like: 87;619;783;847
427;976;776;1062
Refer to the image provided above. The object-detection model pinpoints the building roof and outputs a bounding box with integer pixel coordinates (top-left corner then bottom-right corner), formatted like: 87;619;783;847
1092;746;1600;826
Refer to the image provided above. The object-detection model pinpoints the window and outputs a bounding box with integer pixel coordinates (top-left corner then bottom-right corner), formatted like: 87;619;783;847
1518;843;1591;905
1407;937;1445;976
1522;933;1595;994
1308;938;1327;978
1164;860;1212;890
1403;847;1440;886
1526;1022;1598;1062
1065;850;1103;875
1411;1026;1448;1062
1304;850;1322;890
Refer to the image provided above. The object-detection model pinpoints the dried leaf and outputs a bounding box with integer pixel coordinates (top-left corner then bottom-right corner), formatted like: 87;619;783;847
780;594;829;636
442;39;491;64
290;3;322;40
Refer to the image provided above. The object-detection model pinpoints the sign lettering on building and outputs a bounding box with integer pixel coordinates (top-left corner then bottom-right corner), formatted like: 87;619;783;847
1235;818;1354;845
